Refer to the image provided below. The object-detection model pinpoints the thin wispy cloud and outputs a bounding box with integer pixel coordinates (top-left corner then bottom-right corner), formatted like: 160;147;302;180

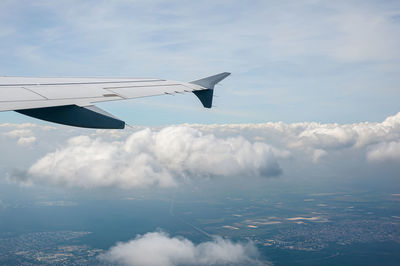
1;1;400;124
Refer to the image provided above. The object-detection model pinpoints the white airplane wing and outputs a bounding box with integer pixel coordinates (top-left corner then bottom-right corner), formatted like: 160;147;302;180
0;72;230;129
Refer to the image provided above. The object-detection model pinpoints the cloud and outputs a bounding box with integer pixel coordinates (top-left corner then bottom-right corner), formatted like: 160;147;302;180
283;112;400;153
3;0;400;78
3;129;33;138
17;136;36;146
193;112;400;162
0;123;56;132
24;126;282;189
99;231;263;266
367;141;400;162
6;112;400;189
3;129;36;146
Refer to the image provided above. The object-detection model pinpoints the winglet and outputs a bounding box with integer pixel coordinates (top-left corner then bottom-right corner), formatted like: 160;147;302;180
190;72;230;108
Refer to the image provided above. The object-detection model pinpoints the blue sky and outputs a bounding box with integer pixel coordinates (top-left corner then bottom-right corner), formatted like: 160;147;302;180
1;0;400;125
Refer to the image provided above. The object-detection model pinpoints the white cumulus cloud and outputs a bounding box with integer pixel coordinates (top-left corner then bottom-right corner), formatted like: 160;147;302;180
25;126;281;189
6;112;400;188
194;112;400;163
367;141;400;162
99;231;263;266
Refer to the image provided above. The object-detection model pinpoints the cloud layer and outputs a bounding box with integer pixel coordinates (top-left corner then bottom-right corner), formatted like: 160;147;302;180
99;231;262;266
26;126;281;188
193;111;400;163
4;112;400;188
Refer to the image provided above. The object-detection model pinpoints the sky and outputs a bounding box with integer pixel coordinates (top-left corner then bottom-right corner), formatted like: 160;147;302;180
1;1;400;265
1;0;400;125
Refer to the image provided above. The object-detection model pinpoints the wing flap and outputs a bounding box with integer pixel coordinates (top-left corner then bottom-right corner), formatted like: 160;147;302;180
107;84;190;99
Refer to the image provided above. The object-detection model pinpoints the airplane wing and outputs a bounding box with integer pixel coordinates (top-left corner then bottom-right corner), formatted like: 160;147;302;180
0;72;230;129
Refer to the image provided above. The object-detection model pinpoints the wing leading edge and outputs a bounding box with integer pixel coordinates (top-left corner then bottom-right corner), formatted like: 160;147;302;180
0;72;230;129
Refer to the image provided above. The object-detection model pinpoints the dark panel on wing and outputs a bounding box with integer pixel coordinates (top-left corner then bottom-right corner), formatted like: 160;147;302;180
193;89;214;108
16;105;125;129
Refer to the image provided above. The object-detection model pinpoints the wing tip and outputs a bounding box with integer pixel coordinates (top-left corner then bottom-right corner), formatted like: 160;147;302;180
190;72;231;90
190;72;231;108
